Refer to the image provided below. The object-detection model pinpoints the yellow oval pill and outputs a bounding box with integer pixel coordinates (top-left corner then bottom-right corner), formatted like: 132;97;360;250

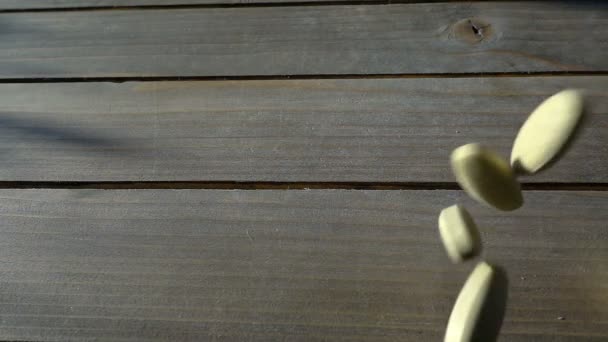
451;144;523;211
438;205;481;263
511;89;585;174
444;262;508;342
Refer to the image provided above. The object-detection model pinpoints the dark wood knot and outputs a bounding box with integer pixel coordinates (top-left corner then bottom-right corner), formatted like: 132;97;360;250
451;18;494;45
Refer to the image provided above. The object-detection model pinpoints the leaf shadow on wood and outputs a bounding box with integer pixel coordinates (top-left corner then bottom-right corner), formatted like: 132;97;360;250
0;113;122;148
0;110;143;176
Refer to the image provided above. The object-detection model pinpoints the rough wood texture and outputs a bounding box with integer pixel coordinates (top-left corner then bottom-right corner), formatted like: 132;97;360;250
0;189;605;341
0;0;386;9
0;2;606;78
0;76;605;183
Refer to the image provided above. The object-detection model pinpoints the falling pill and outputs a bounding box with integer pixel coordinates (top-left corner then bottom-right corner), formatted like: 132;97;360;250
451;143;523;211
438;205;481;263
511;89;585;174
444;262;508;342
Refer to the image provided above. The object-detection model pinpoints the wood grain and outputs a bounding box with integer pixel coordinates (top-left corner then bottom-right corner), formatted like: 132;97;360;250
0;76;606;183
0;2;606;78
0;0;388;9
0;189;605;341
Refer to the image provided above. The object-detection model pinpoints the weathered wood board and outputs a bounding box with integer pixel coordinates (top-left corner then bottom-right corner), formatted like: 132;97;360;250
0;189;605;341
0;0;396;10
0;2;606;78
0;0;391;9
0;76;605;183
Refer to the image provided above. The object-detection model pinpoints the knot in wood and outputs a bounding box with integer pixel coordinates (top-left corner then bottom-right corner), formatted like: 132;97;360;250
451;18;493;45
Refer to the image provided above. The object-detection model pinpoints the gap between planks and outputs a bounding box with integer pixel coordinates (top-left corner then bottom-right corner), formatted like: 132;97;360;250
1;71;608;84
0;181;606;191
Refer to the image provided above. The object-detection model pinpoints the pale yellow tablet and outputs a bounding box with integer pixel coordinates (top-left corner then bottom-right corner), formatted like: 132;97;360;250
444;262;508;342
511;89;585;174
438;205;481;263
451;143;522;211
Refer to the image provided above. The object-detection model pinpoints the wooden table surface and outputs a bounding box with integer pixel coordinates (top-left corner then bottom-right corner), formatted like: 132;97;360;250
0;1;606;341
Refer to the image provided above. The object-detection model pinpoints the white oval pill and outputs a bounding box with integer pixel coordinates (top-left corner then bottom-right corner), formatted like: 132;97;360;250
438;205;481;263
451;143;522;211
444;262;508;342
511;89;585;174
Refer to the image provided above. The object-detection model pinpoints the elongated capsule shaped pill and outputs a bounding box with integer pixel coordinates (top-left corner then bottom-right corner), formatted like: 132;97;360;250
451;144;523;211
438;205;481;263
511;89;585;174
444;262;508;342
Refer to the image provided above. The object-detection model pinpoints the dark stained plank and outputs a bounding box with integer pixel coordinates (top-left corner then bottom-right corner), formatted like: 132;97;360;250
0;2;606;78
0;76;606;183
0;189;605;341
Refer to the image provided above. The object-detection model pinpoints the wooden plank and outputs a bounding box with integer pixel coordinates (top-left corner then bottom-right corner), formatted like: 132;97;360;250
0;189;605;341
0;76;606;183
0;0;387;10
0;2;606;78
